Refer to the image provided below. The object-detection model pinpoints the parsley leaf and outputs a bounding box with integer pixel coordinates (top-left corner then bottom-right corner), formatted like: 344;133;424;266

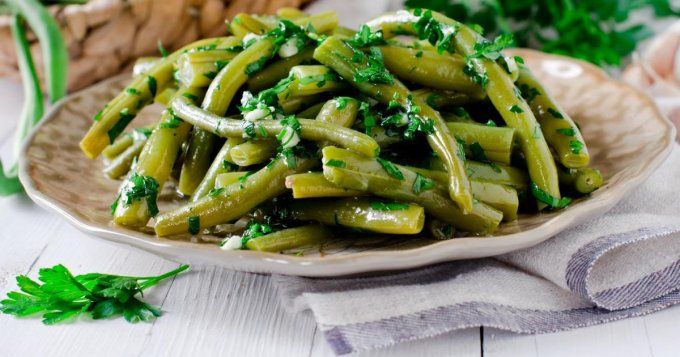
376;157;405;180
188;216;200;235
413;173;435;194
119;173;160;217
0;264;188;325
347;24;386;48
530;182;572;209
157;40;169;57
547;108;564;119
509;105;524;113
326;159;346;168
369;200;410;211
570;140;584;154
557;128;576;136
353;46;394;84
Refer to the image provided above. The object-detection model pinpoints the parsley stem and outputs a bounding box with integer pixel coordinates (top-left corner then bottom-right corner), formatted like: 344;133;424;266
137;264;189;290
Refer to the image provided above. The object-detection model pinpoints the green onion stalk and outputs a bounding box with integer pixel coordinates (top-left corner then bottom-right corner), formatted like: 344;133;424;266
0;0;69;196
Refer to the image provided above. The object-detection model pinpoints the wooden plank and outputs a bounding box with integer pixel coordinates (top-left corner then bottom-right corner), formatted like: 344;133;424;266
308;325;482;356
484;313;661;357
643;305;680;357
139;268;318;356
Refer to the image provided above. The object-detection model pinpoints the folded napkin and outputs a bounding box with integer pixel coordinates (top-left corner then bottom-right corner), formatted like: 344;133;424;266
275;146;680;355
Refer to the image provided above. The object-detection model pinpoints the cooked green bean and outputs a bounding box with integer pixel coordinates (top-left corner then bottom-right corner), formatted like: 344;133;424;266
285;172;365;198
80;36;240;158
276;7;307;20
368;10;561;207
190;138;244;202
229;140;279;166
103;139;146;179
112;87;204;227
315;97;360;147
102;135;134;161
229;13;270;38
214;172;250;188
370;126;404;148
296;101;326;118
288;65;346;96
279;94;326;114
412;88;478;109
176;50;239;88
290;197;425;234
170;96;380;157
465;161;529;191
321;146;502;233
155;156;316;236
245;225;332;252
447;122;515;164
558;167;603;194
154;87;178;106
247;49;314;92
178;129;219;196
314;36;474;213
132;56;160;77
191;137;244;202
517;66;590;168
379;45;484;98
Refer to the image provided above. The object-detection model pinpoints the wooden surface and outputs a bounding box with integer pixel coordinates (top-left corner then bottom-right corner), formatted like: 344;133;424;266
1;0;680;354
1;79;679;356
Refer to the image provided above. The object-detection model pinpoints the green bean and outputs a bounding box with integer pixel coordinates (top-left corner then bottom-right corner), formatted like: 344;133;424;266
558;167;603;194
316;97;360;128
315;97;360;147
285;172;365;198
113;87;204;227
296;101;326;118
517;66;590;168
154;87;178;107
178;129;219;196
288;65;346;96
412;88;478;109
470;181;518;221
154;156;316;236
276;7;307;20
447;122;515;165
279;94;326;115
321;146;502;233
332;26;357;38
379;45;484;98
170;96;380;158
229;140;279;166
176;50;239;88
370;127;403;148
229;13;270;38
314;36;473;213
215;172;250;188
132;56;160;77
465;161;529;191
290;197;425;234
368;10;561;206
191;137;244;202
247;49;314;92
103;139;146;179
80;36;239;158
102;135;134;161
441;112;477;124
245;225;332;252
7;0;68;102
427;219;455;240
10;15;44;161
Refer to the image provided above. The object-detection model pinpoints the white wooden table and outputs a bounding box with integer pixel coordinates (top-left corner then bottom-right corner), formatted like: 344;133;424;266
1;1;680;354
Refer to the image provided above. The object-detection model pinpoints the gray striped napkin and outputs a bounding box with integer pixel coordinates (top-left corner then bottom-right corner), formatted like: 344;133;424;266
275;146;680;355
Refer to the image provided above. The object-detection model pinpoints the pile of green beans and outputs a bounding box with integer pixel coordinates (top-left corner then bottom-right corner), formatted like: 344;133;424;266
84;8;603;255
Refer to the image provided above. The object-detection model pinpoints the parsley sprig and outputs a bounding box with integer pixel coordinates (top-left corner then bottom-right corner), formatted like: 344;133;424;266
0;264;189;325
404;0;679;67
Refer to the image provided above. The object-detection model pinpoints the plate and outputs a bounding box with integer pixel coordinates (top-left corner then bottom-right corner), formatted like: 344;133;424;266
18;49;676;276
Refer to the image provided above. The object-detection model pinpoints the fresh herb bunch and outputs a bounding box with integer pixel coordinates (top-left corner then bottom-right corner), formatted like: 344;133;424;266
404;0;679;67
1;264;188;324
0;0;70;196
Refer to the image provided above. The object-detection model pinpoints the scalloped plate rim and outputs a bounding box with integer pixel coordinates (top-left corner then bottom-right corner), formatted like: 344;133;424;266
17;49;676;277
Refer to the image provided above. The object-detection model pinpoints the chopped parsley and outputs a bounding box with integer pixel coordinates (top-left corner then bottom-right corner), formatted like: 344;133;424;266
181;93;199;101
147;76;157;97
530;182;571;209
463;58;489;88
157;40;169;57
376;157;404;180
359;101;377;135
239;221;273;248
208;187;225;198
570;140;584;154
119;173;160;217
188;216;200;235
352;46;394;84
556;128;576;136
245;56;269;76
413;173;435;194
468;33;515;61
509;105;524;113
547;108;564;118
107;108;135;144
126;88;140;95
347;24;386;48
326;159;346;168
518;83;541;103
415;50;423;58
485;120;497;127
412;9;457;54
335;97;350;110
238;171;254;189
159;110;183;129
369;200;410;211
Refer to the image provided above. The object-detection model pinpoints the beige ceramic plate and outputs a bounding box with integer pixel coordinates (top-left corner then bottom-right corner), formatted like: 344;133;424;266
19;49;675;276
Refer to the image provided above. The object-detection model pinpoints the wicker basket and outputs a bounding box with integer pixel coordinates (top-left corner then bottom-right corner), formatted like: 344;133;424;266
0;0;313;92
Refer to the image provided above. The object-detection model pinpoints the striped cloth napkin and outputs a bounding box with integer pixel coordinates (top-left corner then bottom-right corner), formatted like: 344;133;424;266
275;146;680;355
